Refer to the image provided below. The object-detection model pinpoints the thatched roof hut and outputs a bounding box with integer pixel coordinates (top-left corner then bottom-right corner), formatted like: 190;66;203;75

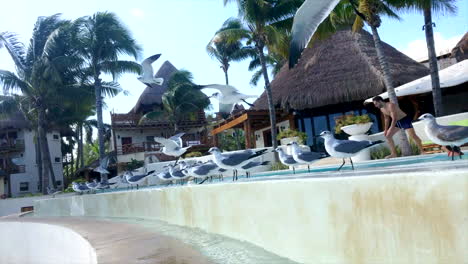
253;29;430;111
451;32;468;62
130;61;178;114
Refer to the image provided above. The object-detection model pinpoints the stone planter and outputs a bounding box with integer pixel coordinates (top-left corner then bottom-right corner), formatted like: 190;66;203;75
341;122;374;161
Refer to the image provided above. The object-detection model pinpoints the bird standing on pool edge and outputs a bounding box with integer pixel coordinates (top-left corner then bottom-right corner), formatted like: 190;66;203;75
319;131;383;171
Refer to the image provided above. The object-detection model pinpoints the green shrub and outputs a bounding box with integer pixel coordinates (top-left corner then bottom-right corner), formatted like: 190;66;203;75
370;140;420;160
270;162;289;171
335;114;372;134
126;158;144;171
276;129;307;144
185;151;203;158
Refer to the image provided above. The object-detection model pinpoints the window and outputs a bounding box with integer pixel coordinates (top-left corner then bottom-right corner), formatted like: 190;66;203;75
55;180;62;186
303;118;314;147
146;136;155;142
55;157;61;163
19;182;29;192
53;134;59;140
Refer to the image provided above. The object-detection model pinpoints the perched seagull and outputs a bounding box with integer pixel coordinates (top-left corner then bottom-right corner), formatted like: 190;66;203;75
125;170;155;189
168;164;190;184
156;169;174;184
154;133;190;162
418;113;468;160
182;161;226;184
137;54;164;87
274;147;299;174
290;142;328;172
199;84;257;111
72;182;89;195
239;161;270;178
319;131;383;171
94;156;110;175
208;147;267;181
289;0;341;68
85;179;99;192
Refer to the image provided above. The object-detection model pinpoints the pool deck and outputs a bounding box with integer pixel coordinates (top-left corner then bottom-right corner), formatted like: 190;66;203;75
0;215;213;264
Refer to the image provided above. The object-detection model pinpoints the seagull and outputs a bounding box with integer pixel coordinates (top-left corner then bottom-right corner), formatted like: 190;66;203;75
125;170;155;189
418;113;468;160
168;163;190;184
274;146;299;174
239;161;270;178
137;54;164;87
94;156;110;175
156;169;174;184
198;84;257;112
319;131;383;171
208;147;268;181
182;160;226;184
85;179;99;192
72;182;89;195
289;0;341;68
290;142;328;172
154;133;190;163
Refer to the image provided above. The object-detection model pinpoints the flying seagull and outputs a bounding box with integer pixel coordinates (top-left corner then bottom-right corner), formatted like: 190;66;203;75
94;156;110;175
274;146;299;174
154;133;190;164
319;131;383;171
289;0;341;68
289;142;328;172
137;54;164;87
208;147;267;181
199;84;257;112
418;113;468;160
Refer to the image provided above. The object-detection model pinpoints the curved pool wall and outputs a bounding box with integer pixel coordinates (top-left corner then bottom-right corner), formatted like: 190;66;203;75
35;164;468;264
0;221;97;264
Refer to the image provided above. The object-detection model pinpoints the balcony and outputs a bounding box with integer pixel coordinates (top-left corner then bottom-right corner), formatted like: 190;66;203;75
0;164;26;174
0;139;25;154
117;139;213;156
111;111;207;130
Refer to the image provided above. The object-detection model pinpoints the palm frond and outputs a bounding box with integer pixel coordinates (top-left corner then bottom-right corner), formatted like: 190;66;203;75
0;70;30;94
99;60;142;80
0;32;27;72
250;69;263;86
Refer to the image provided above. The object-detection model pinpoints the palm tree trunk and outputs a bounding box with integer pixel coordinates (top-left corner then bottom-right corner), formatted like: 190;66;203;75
94;74;107;182
37;106;51;193
423;7;443;117
370;25;412;156
256;44;278;150
70;148;74;175
223;67;242;150
35;133;42;193
77;124;84;168
223;68;229;85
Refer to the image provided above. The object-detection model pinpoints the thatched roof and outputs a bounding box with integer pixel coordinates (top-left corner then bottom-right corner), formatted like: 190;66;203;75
253;29;430;111
451;32;468;62
0;111;30;130
130;61;178;114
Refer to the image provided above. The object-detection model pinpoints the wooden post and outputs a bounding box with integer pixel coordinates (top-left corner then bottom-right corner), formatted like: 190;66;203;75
244;121;252;149
288;114;296;130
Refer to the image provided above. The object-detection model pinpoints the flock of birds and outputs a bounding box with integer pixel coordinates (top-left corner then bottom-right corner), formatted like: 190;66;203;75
70;113;467;195
70;0;468;194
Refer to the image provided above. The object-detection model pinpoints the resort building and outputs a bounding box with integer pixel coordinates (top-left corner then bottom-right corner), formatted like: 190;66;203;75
110;61;209;172
212;29;431;150
0;111;64;198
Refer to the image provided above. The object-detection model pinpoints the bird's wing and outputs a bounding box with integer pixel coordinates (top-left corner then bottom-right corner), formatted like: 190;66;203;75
284;155;297;165
101;156;110;169
169;133;185;147
289;0;341;68
436;125;468;142
193;163;217;175
154;137;179;150
200;84;237;95
128;174;147;182
141;54;161;79
297;151;323;162
222;149;266;166
334;140;370;154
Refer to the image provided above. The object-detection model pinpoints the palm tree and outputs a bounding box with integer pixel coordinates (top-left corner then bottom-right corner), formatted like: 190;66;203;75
220;0;303;149
0;15;84;193
140;70;211;132
349;0;413;156
399;0;457;117
207;19;252;85
73;12;142;182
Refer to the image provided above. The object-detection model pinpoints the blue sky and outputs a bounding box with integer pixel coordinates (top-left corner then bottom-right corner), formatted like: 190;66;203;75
1;0;467;124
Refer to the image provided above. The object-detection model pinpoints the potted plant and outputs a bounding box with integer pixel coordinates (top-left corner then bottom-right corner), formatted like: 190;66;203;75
335;114;373;136
277;129;307;145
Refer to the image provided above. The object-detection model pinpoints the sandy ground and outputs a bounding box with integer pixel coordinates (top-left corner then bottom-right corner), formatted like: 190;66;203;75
1;215;213;264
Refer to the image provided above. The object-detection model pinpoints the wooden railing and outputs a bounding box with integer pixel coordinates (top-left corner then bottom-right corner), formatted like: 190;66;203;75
117;138;212;156
1;164;26;174
111;111;207;129
0;139;25;153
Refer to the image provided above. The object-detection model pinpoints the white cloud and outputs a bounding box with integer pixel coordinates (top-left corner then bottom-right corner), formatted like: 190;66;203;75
130;8;145;18
401;32;463;62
